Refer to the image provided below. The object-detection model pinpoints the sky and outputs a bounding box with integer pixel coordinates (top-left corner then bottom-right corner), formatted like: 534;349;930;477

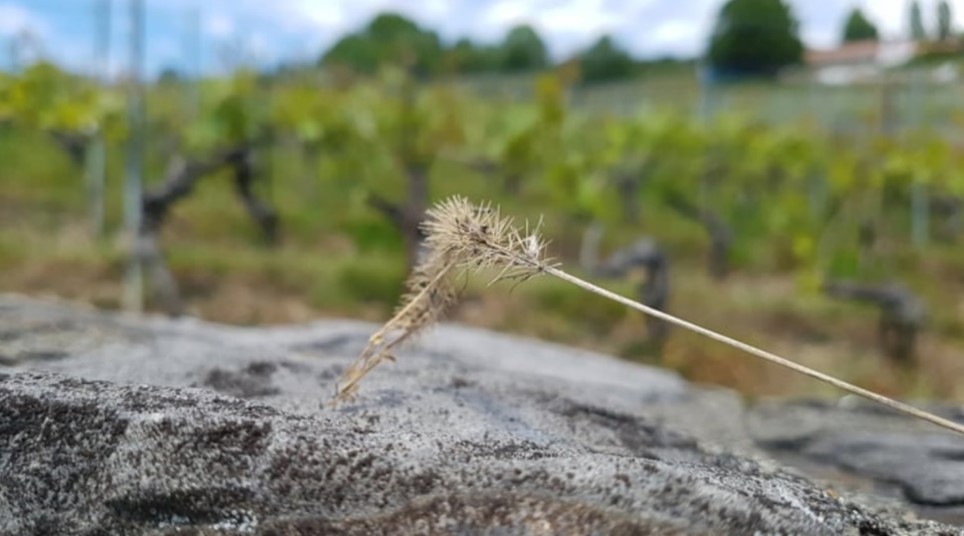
3;0;964;76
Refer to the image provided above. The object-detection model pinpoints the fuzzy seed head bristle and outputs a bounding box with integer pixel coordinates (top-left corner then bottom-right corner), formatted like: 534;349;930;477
332;195;550;404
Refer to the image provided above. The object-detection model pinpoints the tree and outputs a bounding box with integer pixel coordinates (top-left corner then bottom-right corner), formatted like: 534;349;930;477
500;25;549;72
321;12;443;75
157;67;181;85
578;35;636;83
323;34;380;74
707;0;803;77
910;1;927;40
447;38;500;74
842;8;879;43
938;0;954;41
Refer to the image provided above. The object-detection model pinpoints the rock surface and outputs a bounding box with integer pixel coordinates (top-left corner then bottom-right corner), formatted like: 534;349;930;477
748;398;964;526
0;294;961;535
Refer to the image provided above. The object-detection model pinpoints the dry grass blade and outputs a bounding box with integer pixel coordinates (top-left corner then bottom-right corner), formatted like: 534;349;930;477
331;196;964;438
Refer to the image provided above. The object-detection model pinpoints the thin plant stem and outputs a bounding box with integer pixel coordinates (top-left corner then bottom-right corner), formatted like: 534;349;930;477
336;195;964;438
545;265;964;437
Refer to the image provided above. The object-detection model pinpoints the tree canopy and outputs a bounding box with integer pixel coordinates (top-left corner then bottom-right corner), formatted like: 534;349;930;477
910;1;927;40
937;0;954;41
842;8;879;43
578;35;636;83
500;25;549;72
447;38;500;73
319;9;786;82
321;14;553;76
706;0;803;77
321;13;443;75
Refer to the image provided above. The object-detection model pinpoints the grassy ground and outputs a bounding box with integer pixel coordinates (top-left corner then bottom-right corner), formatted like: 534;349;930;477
3;187;964;404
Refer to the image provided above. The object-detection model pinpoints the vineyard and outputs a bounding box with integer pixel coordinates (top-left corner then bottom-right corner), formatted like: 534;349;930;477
3;61;964;402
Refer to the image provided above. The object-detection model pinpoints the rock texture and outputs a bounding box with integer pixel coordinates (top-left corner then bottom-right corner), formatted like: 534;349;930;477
0;295;961;535
748;398;964;527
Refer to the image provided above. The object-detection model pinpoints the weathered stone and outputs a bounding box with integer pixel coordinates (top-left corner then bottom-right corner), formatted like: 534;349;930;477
0;295;959;535
749;398;964;526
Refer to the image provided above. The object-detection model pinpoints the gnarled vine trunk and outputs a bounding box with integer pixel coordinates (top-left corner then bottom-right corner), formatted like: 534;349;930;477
823;280;924;363
581;223;671;346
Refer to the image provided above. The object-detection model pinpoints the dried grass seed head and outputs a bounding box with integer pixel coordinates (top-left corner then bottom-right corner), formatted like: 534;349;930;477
423;196;551;281
333;196;552;404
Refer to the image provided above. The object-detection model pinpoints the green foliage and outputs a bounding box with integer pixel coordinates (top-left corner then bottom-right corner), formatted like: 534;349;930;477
578;35;636;83
319;13;551;77
0;62;123;138
184;70;268;152
531;279;628;335
447;38;501;73
322;12;443;75
938;0;954;41
323;35;381;74
336;257;407;305
318;14;555;78
500;25;549;72
7;59;964;404
707;0;803;76
4;60;964;314
842;8;879;43
0;126;83;207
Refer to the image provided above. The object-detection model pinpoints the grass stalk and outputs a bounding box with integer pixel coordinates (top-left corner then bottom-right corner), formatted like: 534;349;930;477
333;196;964;437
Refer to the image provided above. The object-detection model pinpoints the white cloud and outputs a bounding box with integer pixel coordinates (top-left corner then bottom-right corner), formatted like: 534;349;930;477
482;0;533;27
649;21;706;55
619;0;718;57
284;0;358;28
536;1;627;46
248;33;272;61
0;3;49;38
204;12;235;39
862;0;910;40
0;2;56;68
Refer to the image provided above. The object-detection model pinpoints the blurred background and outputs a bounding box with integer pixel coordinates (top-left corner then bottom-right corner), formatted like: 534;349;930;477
2;0;964;403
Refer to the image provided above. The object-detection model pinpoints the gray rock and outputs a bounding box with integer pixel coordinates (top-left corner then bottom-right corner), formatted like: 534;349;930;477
0;295;959;535
749;398;964;526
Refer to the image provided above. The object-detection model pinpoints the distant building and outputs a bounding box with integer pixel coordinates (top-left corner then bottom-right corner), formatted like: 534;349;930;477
804;39;918;85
